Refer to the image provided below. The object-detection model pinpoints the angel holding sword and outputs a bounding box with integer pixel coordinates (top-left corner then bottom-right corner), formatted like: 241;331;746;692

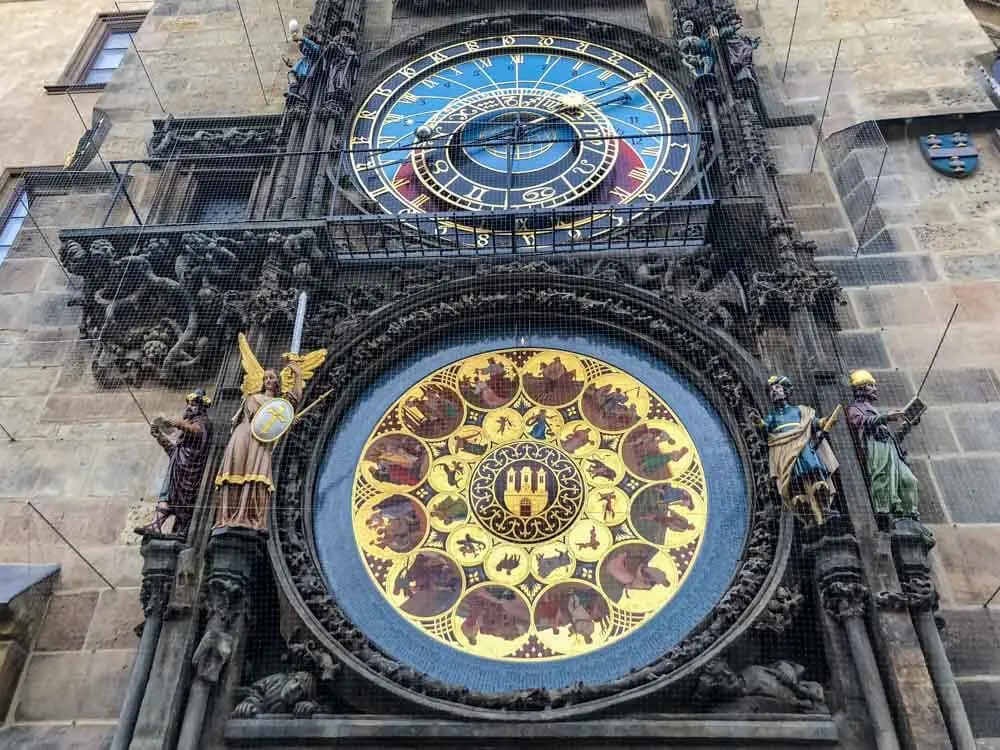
213;333;326;531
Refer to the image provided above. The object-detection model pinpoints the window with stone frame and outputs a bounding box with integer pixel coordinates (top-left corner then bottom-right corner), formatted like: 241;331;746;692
0;183;29;265
45;12;148;93
189;176;256;224
148;165;265;225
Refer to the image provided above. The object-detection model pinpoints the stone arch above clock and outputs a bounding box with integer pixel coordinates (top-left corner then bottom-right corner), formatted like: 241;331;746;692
268;272;791;718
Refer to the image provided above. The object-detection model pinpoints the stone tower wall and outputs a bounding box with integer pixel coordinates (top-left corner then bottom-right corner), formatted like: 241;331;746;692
0;0;999;745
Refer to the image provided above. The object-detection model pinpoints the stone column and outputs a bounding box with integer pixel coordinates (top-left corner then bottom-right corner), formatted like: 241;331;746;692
888;519;977;750
111;537;183;750
266;103;309;220
807;526;901;750
176;528;265;750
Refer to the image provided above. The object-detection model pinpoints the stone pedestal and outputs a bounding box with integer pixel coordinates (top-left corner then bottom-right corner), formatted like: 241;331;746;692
805;526;900;750
889;519;976;750
111;536;183;750
177;528;266;750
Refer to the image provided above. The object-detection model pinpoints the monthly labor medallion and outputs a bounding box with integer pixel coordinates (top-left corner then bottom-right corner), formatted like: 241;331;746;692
350;347;708;661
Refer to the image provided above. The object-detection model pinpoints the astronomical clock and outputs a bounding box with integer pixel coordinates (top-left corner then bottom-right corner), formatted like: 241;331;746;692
269;9;794;728
347;33;698;248
63;0;941;743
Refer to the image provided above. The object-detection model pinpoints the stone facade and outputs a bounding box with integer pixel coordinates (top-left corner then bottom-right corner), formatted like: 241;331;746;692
0;0;117;175
750;4;1000;734
0;0;998;747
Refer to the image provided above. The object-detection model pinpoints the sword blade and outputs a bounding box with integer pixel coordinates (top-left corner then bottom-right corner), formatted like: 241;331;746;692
290;291;308;355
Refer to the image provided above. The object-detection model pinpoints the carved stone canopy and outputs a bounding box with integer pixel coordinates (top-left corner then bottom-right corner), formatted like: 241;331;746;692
268;271;791;718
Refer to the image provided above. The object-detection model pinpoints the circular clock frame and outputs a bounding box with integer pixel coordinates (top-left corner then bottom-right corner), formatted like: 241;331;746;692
347;27;701;249
269;273;790;718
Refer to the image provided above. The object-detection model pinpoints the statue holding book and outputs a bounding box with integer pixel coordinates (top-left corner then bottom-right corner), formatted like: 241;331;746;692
754;375;840;526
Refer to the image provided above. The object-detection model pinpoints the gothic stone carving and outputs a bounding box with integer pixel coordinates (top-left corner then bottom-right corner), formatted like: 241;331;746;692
693;658;827;714
148;116;282;158
192;530;264;684
232;671;321;718
272;277;784;713
820;580;870;622
60;228;330;388
753;584;804;636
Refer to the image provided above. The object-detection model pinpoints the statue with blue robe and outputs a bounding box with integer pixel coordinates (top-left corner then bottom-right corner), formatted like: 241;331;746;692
287;26;323;102
755;376;840;525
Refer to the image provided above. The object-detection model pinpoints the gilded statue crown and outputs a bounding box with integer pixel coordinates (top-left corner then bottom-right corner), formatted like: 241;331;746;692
849;370;877;388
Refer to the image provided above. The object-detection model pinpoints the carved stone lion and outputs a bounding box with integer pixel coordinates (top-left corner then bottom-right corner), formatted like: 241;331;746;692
232;671;320;718
694;659;826;714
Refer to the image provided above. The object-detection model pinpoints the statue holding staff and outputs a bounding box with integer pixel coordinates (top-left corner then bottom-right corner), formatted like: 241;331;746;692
139;388;213;537
847;370;920;527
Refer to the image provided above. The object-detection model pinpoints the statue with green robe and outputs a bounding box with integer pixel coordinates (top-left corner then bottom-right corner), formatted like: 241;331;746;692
846;370;919;528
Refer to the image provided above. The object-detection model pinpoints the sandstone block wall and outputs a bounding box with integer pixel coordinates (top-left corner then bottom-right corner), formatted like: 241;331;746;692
0;183;165;746
749;0;1000;730
0;2;313;742
0;0;121;175
752;0;996;129
0;0;999;745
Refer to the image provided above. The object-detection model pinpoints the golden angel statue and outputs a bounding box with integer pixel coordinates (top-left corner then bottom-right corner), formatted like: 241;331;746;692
213;333;327;530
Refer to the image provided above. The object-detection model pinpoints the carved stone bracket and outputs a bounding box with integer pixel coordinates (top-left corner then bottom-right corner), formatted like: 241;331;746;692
805;529;871;623
820;579;870;622
148;116;284;159
136;536;184;633
59;226;330;388
876;575;938;614
885;517;939;614
270;272;787;715
192;529;266;684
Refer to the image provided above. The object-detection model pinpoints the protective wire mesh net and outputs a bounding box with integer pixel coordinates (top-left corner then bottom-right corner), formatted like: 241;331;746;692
0;0;992;741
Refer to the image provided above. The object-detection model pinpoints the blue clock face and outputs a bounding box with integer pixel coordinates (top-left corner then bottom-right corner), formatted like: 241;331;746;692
349;35;698;249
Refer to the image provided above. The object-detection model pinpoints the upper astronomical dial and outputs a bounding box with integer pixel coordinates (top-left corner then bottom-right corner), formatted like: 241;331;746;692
411;89;620;211
349;35;696;246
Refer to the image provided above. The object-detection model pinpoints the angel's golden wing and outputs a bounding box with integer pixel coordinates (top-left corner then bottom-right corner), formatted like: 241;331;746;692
280;347;328;395
237;332;265;397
